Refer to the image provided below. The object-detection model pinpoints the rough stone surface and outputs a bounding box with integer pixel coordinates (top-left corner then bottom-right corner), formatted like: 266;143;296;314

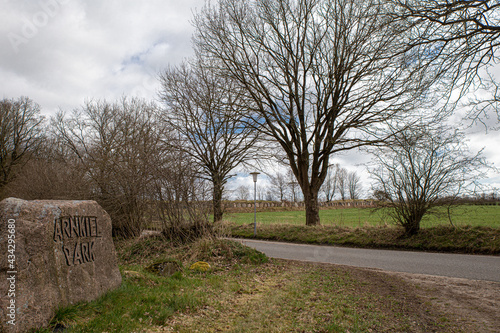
0;198;122;333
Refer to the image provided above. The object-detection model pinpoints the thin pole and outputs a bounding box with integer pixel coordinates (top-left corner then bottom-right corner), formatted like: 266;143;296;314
253;180;257;237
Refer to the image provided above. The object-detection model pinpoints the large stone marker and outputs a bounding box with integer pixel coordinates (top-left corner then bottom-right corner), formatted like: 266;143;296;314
0;198;122;332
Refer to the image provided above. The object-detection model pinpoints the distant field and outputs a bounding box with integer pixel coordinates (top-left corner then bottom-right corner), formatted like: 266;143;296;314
224;205;500;229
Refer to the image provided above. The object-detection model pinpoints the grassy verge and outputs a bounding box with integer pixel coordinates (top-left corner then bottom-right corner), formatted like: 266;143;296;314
34;236;463;332
165;260;455;332
225;205;500;228
230;223;500;254
34;237;267;333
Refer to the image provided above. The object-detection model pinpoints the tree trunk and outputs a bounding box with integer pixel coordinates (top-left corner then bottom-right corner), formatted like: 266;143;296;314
304;188;320;226
404;222;420;236
213;182;224;223
403;211;424;235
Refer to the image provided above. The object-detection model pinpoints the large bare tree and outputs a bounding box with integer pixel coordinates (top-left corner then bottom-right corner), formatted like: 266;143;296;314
370;125;486;235
194;0;447;225
394;0;499;69
159;58;258;222
0;97;44;196
393;0;500;120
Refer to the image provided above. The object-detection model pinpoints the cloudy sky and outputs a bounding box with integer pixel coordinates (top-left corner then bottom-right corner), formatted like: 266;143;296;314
1;0;204;112
1;0;499;197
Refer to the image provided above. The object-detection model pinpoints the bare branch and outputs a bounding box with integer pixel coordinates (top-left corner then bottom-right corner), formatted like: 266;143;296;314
0;97;44;195
159;57;258;221
194;0;445;225
369;124;488;235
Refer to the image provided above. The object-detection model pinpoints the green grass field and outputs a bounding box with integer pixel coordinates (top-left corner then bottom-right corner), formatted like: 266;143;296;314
225;205;500;229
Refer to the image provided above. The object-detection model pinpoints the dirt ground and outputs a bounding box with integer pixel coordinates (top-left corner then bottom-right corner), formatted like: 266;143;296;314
377;270;500;333
148;260;500;332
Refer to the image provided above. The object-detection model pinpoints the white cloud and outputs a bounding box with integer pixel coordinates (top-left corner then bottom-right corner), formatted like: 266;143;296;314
1;0;204;115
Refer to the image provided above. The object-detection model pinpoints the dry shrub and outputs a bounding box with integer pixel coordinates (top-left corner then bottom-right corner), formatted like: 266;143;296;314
4;158;90;200
152;147;218;243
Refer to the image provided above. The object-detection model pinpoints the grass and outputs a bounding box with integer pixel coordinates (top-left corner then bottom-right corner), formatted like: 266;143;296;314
225;204;500;229
226;204;500;254
230;223;500;254
34;237;268;333
166;261;447;332
44;270;203;332
34;236;462;333
232;224;500;254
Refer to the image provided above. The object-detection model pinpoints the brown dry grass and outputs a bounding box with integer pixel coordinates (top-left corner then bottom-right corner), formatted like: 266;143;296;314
149;260;466;332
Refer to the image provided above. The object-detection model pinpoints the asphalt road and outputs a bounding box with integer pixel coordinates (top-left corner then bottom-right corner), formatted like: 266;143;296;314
231;238;500;282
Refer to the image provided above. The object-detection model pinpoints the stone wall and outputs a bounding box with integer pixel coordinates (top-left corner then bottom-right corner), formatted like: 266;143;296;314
225;200;376;209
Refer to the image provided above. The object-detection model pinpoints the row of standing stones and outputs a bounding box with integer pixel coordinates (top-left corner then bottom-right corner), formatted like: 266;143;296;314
0;198;122;333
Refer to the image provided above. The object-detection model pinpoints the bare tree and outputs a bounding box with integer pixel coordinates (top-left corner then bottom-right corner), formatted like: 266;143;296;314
0;97;44;196
392;0;500;121
321;164;339;202
236;185;250;200
55;98;165;238
347;171;361;200
4;135;91;200
159;58;257;222
270;172;288;202
337;167;348;201
369;125;487;235
153;146;213;242
194;0;447;225
257;185;268;201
